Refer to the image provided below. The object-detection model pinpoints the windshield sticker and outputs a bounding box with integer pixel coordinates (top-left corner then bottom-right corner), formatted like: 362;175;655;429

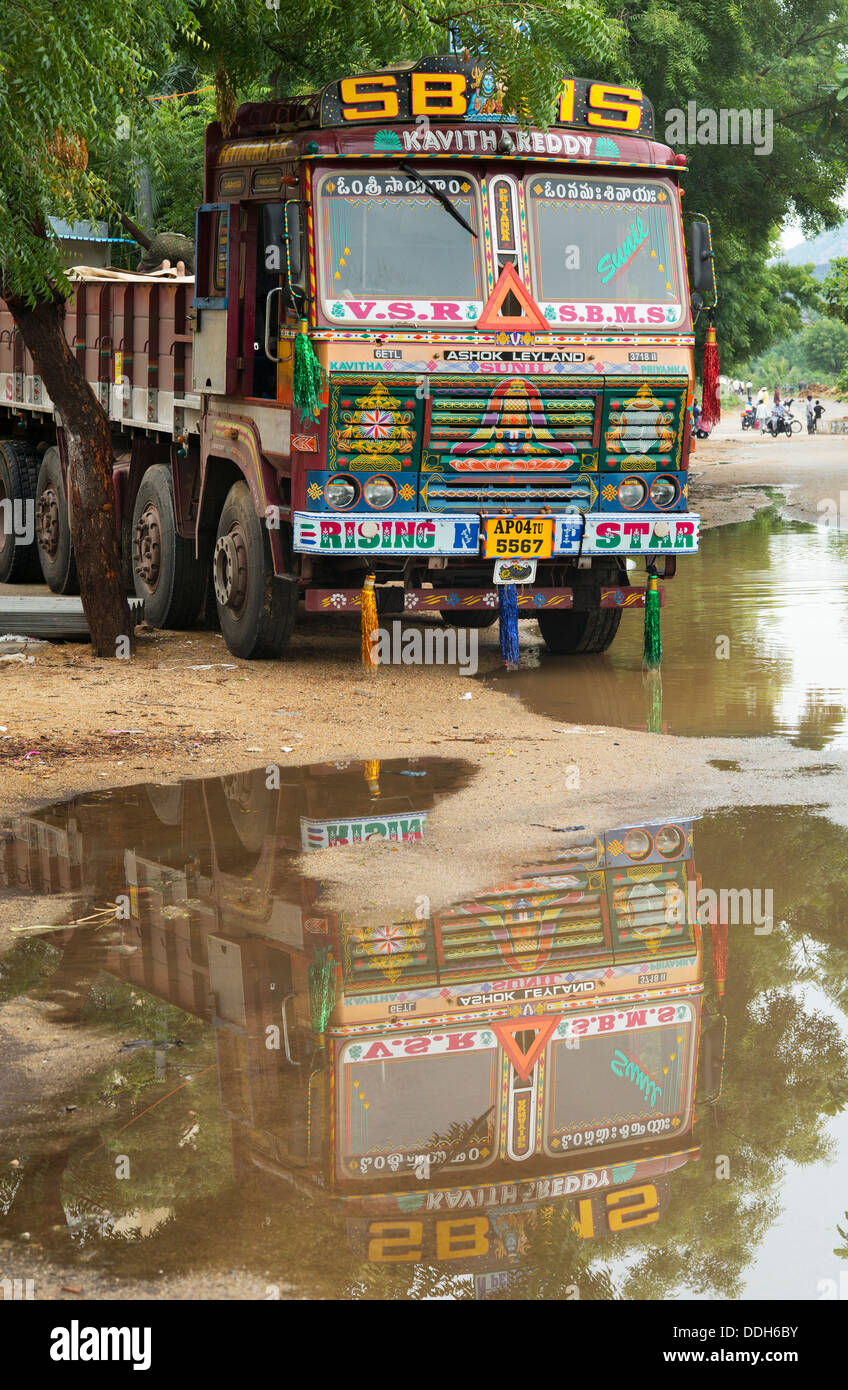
555;1002;692;1038
324;172;474;199
343;1028;498;1062
544;303;683;326
326;299;483;323
610;1048;663;1107
598;215;651;284
533;179;663;204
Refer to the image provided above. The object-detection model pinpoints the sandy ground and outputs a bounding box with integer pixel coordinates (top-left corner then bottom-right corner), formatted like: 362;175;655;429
2;414;847;1300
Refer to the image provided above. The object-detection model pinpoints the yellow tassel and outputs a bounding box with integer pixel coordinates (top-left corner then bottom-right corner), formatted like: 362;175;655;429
360;573;379;669
364;760;381;796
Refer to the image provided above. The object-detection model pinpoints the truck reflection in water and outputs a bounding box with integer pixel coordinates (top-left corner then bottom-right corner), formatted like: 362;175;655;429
0;760;724;1293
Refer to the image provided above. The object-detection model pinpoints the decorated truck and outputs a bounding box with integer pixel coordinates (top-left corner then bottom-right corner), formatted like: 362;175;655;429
0;56;716;660
1;766;726;1279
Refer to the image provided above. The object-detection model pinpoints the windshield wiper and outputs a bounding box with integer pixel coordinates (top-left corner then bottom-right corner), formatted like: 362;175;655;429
399;162;478;239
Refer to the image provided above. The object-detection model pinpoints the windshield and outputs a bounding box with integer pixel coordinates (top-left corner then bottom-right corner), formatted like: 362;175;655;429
339;1028;498;1180
525;175;686;330
545;1000;696;1155
316;168;485;325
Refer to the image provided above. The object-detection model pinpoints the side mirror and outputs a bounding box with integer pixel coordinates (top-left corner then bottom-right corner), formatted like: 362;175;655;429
697;1013;726;1104
285;202;304;285
689;218;717;306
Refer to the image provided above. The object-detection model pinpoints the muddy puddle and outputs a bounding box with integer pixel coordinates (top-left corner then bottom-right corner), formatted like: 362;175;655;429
498;510;848;746
2;762;847;1299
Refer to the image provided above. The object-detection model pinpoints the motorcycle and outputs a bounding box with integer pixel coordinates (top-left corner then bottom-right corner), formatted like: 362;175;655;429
741;406;757;430
765;410;803;437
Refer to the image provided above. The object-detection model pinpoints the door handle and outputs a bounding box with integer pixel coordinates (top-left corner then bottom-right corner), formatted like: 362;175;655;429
264;286;283;363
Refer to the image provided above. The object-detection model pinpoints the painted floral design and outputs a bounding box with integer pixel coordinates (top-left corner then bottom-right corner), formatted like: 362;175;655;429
360;408;395;441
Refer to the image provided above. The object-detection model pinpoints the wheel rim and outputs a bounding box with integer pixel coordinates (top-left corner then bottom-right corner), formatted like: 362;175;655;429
213;524;249;617
134;501;162;594
37;485;61;559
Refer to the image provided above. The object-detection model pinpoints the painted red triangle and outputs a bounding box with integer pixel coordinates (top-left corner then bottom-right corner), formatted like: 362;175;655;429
493;1015;560;1081
476;262;548;332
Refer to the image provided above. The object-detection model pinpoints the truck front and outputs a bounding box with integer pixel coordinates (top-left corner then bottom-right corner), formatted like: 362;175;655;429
282;57;700;652
221;815;724;1283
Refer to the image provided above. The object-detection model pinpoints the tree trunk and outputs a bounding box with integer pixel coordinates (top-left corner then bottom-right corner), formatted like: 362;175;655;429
6;295;134;657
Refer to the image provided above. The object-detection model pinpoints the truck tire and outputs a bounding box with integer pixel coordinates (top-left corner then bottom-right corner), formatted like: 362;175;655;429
213;481;297;660
0;439;41;582
35;446;79;594
222;769;271;851
131;464;207;629
145;782;184;827
537;605;623;655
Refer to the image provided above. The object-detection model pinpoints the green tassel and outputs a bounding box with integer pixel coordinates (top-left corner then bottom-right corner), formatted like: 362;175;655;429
293;320;326;417
308;946;338;1036
643;573;662;669
643;668;663;733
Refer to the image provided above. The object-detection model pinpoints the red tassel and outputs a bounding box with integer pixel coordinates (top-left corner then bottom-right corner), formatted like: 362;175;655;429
710;914;728;997
700;319;720;428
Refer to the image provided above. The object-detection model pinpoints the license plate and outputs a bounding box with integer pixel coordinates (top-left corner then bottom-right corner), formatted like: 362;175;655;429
484;516;554;558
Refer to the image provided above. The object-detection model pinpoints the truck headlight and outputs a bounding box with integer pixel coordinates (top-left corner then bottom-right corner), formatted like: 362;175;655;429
325;475;357;509
624;827;653;860
618;477;647;509
650;476;679;508
656;824;685;857
363;476;397;509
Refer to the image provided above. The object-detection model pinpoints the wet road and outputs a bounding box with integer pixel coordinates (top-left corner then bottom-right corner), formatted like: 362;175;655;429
496;507;848;745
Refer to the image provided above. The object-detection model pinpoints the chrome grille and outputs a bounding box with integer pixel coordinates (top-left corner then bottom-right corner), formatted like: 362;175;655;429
424;474;593;514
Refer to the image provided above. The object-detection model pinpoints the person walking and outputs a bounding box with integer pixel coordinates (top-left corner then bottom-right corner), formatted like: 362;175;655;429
814;400;826;432
756;394;770;435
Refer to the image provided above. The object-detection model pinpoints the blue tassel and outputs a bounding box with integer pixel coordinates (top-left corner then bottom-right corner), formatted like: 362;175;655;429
499;583;520;667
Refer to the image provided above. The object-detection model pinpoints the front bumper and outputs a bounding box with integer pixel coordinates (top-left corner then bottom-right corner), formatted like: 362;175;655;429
292;511;700;557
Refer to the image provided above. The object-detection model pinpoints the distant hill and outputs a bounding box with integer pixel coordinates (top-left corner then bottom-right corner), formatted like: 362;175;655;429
780;222;848;280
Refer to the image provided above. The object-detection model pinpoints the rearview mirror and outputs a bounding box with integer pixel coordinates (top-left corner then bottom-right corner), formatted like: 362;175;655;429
689;218;717;306
285;202;304;285
697;1013;726;1103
